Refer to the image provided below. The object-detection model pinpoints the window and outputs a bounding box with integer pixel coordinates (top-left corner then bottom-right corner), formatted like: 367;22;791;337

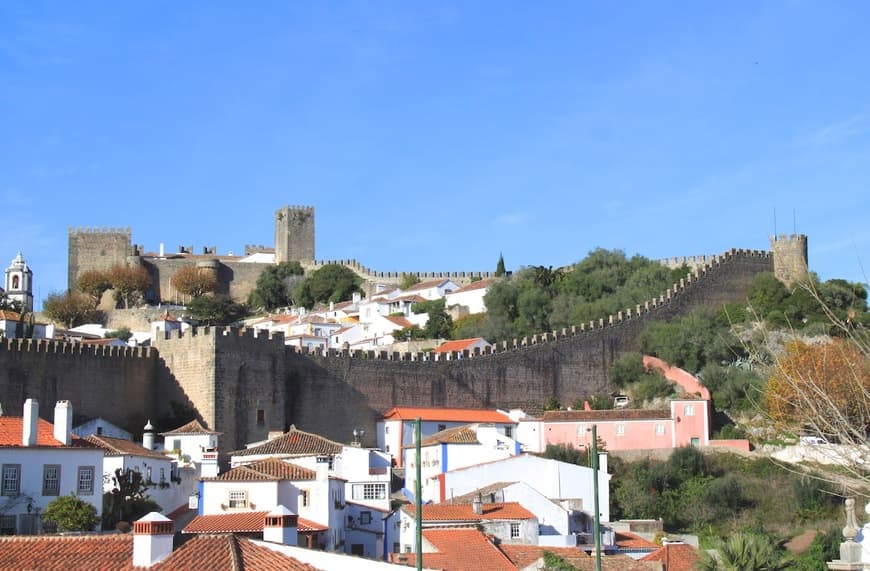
257;409;265;426
172;439;181;451
228;490;248;509
352;483;387;500
437;424;446;432
685;404;695;417
384;426;390;434
77;466;95;495
505;426;513;438
0;515;15;535
616;423;625;436
655;423;665;436
2;465;20;496
146;466;153;484
385;445;390;453
393;542;400;553
160;467;166;484
510;523;521;539
359;511;372;525
575;423;587;436
43;465;61;496
300;489;309;507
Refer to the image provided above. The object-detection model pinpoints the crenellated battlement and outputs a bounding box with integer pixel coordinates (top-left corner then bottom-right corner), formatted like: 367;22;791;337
68;226;132;237
0;338;153;358
310;258;495;284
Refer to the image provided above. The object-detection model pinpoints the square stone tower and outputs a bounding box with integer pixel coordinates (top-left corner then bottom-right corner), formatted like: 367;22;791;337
68;227;133;290
770;234;809;288
274;206;315;264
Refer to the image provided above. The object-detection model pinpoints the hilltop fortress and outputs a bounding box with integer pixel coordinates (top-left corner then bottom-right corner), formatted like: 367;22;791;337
2;206;808;451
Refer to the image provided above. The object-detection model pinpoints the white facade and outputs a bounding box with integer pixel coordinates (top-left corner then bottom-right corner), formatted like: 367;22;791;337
162;430;219;465
402;279;459;301
444;279;495;315
73;418;132;440
4;252;33;312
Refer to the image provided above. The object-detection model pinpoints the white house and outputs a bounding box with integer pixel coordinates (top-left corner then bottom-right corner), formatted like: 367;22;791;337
445;278;496;316
377;406;517;467
0;399;104;534
401;279;459;301
72;417;133;440
160;419;221;478
402;424;520;502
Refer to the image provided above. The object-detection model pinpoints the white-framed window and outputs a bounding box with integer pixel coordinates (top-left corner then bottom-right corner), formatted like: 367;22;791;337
2;465;20;496
655;423;666;436
77;466;95;495
575;423;587;436
504;426;513;439
616;423;625;436
360;511;372;525
352;483;387;500
510;522;521;539
228;490;248;509
300;489;309;507
685;404;695;417
43;465;61;496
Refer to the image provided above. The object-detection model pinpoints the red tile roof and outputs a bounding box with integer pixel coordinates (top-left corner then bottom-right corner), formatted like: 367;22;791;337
403;502;534;522
416;425;480;447
433;338;489;353
152;534;322;570
160;419;221;436
541;409;670;422
383;315;414;329
448;278;496;294
184;511;327;534
0;533;133;570
0;309;21;321
0;417;97;448
499;544;590;568
640;543;701;571
205;458;316;482
231;425;343;458
615;531;660;550
381;406;513;423
402;279;451;292
85;434;170;459
392;528;517;571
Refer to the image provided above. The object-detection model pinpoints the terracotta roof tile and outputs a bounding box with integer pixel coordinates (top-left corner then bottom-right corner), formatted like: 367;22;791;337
0;417;98;448
499;544;590;568
417;425;480;447
205;458;316;482
381;407;513;423
384;315;413;329
640;543;701;571
615;531;659;550
184;512;327;534
448;278;496;294
231;426;343;458
392;528;517;571
433;338;488;353
403;502;534;522
160;419;221;436
402;279;451;292
0;533;132;571
152;534;322;570
85;434;170;459
0;310;21;321
541;409;670;422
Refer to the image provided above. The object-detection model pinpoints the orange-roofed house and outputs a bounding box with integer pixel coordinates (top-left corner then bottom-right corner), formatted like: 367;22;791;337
399;502;539;551
432;337;492;357
640;541;702;571
391;527;518;571
377;406;518;467
0;399;104;535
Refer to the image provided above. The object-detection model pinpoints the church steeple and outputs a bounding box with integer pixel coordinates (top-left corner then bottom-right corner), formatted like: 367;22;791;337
4;252;33;312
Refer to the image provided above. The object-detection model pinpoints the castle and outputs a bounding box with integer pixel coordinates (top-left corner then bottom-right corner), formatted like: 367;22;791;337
3;206;806;452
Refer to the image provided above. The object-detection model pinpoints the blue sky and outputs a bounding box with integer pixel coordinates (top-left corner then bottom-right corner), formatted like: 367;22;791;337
2;2;868;309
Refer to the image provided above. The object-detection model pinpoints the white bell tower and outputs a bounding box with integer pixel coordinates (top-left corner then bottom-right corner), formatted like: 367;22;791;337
4;252;33;312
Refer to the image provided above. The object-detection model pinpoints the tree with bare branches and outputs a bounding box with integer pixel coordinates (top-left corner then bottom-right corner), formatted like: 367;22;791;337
171;266;218;299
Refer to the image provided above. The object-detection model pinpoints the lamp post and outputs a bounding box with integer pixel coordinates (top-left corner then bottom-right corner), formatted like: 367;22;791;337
591;424;602;571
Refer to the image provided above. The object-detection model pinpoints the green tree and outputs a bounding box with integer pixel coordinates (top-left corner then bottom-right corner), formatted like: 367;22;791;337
105;327;132;341
698;532;789;571
42;291;101;327
248;261;305;310
77;269;112;307
610;353;645;387
422;299;453;339
399;273;420;290
495;253;506;277
108;264;152;309
294;264;362;308
638;307;743;373
188;295;248;325
42;493;100;532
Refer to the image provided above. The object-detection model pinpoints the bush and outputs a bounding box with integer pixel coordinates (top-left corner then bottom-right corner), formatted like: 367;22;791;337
632;370;673;402
610;353;645;387
42;493;99;532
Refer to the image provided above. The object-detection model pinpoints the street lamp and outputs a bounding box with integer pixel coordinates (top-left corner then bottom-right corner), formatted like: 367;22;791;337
588;425;602;571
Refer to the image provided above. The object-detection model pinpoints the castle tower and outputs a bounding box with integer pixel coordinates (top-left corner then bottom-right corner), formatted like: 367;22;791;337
68;227;132;291
770;234;809;288
274;206;315;264
4;252;33;312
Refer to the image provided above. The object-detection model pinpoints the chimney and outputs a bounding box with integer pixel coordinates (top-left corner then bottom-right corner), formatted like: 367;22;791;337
53;401;72;446
133;512;174;567
263;505;298;546
352;291;361;304
22;398;38;446
142;420;154;450
472;494;483;515
159;242;165;257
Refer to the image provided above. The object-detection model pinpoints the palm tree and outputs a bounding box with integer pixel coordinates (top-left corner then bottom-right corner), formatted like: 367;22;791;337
698;532;789;571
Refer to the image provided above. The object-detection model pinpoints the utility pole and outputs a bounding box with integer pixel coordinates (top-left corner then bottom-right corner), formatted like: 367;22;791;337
592;424;602;571
415;417;422;571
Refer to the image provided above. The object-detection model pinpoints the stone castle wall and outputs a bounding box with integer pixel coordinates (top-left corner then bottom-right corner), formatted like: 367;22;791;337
770;234;809;288
68;227;132;292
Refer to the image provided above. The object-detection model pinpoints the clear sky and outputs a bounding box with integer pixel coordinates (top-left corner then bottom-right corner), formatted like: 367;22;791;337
2;2;868;310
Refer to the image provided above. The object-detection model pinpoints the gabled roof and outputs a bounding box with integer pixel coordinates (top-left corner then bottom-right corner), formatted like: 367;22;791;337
416;424;480;447
615;531;660;550
0;534;132;570
499;544;590;568
433;337;489;353
85;434;170;460
160;419;221;436
184;512;328;534
448;278;496;294
0;417;97;448
383;315;413;329
641;543;701;571
403;279;452;292
448;482;517;503
231;425;343;458
381;406;513;424
204;458;316;482
151;534;322;570
392;528;517;571
402;502;535;522
541;409;671;422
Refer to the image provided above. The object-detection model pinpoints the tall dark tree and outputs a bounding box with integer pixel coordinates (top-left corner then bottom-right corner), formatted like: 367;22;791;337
495;253;506;277
248;261;304;310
